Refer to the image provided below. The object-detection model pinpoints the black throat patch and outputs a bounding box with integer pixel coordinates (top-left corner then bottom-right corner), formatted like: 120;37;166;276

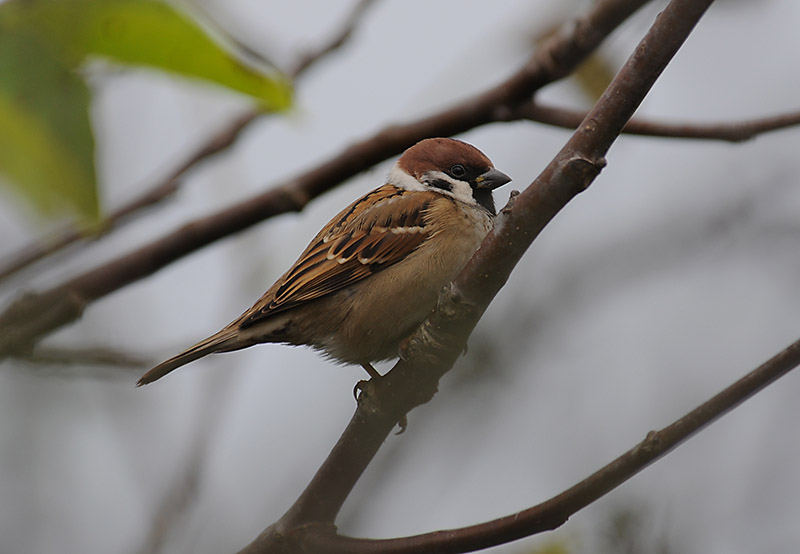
472;188;496;216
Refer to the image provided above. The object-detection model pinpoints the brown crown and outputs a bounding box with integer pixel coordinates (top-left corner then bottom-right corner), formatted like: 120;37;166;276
397;138;494;179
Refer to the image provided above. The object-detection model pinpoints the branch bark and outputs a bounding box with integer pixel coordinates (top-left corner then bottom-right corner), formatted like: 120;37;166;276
0;0;651;357
238;0;717;552
509;101;800;142
297;335;800;553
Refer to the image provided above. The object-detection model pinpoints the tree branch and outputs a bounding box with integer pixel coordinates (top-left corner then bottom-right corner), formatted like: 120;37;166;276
0;0;380;283
237;0;716;552
0;0;652;357
508;101;800;142
19;346;145;367
296;335;800;554
287;0;378;79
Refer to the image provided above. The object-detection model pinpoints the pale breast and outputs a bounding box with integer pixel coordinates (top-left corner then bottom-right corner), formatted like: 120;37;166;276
323;197;494;363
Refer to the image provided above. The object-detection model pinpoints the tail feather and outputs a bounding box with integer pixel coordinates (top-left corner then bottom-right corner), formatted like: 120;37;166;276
137;330;239;387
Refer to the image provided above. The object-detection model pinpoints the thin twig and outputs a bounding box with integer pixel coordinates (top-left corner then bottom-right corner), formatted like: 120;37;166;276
509;101;800;142
20;345;148;368
11;346;149;383
288;0;378;79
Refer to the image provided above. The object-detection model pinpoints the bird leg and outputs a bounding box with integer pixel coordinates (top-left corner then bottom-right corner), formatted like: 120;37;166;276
354;362;407;433
353;363;382;402
361;363;382;379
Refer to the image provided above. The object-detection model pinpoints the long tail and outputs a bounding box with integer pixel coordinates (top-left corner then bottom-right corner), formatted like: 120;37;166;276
137;330;240;386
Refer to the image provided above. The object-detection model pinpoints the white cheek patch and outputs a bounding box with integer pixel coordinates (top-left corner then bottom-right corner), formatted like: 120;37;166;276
387;164;427;191
387;165;477;207
423;170;476;206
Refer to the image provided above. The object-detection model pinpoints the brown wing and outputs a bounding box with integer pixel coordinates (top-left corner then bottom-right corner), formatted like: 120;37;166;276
239;185;437;328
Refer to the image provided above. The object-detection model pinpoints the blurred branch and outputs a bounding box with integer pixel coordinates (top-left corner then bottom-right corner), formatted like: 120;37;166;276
5;345;148;381
0;110;259;283
0;0;653;357
299;336;800;553
134;452;205;554
0;0;379;283
21;345;147;367
509;101;800;142
238;0;717;552
133;377;231;554
288;0;378;78
13;346;149;382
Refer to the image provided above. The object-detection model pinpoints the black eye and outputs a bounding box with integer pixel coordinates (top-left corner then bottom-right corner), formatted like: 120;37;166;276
450;164;467;178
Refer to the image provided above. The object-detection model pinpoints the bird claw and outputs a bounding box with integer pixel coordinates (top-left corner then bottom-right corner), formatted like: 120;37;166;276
353;379;369;402
395;415;408;434
352;378;408;434
353;363;407;433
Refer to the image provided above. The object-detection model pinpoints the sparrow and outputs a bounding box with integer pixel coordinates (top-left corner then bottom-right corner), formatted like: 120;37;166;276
137;138;510;386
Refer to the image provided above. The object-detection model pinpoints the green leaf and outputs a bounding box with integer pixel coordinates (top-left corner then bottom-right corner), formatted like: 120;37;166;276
0;0;293;110
0;0;291;223
0;30;98;220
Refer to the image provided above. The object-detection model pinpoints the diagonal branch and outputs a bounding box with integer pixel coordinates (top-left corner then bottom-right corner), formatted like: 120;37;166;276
0;0;652;357
0;0;380;283
297;335;800;554
288;0;378;79
237;0;717;552
508;101;800;142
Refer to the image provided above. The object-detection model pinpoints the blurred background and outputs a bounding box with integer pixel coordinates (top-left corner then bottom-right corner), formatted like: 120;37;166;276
1;0;800;553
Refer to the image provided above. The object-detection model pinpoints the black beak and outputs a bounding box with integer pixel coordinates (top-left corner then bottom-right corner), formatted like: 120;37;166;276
475;168;511;190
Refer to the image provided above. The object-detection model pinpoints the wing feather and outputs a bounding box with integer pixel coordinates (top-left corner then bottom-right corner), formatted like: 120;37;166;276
239;185;436;328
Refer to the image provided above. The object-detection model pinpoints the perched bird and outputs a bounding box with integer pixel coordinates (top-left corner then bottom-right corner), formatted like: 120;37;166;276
137;138;510;386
